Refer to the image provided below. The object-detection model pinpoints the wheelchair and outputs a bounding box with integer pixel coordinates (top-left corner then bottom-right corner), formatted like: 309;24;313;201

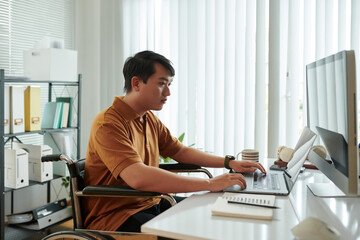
41;154;213;240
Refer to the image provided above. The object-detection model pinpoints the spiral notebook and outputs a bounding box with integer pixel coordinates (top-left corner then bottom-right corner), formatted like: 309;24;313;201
211;192;276;220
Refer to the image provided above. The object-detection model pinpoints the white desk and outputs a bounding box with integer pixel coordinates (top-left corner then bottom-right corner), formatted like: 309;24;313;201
289;170;360;240
142;192;298;240
142;160;360;240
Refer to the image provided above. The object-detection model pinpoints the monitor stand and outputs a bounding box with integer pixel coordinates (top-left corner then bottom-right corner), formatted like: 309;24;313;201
307;183;345;197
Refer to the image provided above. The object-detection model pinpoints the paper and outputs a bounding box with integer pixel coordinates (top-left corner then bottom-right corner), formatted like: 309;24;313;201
287;127;317;178
211;192;276;220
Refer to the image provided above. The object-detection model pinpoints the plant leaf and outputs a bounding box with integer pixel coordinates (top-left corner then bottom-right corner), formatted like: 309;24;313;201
178;132;185;143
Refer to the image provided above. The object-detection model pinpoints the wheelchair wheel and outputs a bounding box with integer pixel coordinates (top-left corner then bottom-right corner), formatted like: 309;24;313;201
42;230;98;240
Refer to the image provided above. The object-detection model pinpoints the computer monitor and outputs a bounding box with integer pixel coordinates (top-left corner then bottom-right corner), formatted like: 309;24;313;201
306;50;359;196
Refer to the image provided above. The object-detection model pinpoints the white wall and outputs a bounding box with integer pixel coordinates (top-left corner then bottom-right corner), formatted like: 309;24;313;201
75;0;102;158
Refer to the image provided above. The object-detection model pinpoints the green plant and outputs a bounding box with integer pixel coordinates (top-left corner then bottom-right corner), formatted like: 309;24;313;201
61;176;71;197
159;132;195;163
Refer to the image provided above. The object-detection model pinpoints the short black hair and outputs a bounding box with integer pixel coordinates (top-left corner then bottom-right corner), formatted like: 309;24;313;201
123;50;175;93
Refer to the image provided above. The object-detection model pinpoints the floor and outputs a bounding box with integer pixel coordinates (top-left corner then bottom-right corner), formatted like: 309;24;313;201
6;219;173;240
5;218;73;240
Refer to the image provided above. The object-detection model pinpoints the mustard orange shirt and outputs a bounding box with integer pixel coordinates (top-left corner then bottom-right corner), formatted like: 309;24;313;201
83;96;183;231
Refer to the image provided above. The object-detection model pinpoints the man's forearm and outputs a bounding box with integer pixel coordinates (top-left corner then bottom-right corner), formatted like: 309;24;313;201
172;146;225;168
121;163;211;193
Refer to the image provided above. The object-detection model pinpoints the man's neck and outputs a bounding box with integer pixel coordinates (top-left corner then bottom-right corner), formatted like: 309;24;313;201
122;94;146;117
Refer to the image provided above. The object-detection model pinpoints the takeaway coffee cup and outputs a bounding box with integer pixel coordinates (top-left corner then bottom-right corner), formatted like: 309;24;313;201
236;149;259;162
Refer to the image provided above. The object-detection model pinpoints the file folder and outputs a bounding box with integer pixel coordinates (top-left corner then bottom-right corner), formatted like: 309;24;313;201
12;143;53;182
15;206;72;230
41;102;62;129
4;85;10;134
57;102;64;128
7;198;67;224
4;148;29;189
56;97;73;127
10;86;25;133
60;102;70;128
24;86;41;131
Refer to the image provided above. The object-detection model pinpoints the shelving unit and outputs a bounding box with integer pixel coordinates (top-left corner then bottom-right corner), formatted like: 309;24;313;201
0;69;82;239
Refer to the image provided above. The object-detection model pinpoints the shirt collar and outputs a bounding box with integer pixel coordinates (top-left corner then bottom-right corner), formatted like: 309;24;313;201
112;96;145;121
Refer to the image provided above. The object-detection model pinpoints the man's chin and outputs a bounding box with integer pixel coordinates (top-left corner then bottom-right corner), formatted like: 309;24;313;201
151;105;164;111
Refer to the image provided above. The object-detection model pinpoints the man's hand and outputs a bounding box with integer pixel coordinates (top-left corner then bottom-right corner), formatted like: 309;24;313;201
229;160;267;174
207;173;247;192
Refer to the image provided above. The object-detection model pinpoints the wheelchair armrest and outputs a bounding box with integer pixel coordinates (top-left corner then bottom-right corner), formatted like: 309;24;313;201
159;163;202;171
159;163;213;178
82;185;161;197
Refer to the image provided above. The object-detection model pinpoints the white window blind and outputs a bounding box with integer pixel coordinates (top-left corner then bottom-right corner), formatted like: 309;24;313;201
79;0;360;161
0;0;75;146
0;0;75;76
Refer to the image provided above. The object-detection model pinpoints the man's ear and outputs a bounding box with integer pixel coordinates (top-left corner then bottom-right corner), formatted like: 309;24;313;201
131;76;142;91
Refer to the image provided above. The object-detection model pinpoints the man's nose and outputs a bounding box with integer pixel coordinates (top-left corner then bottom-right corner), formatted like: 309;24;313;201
164;85;171;96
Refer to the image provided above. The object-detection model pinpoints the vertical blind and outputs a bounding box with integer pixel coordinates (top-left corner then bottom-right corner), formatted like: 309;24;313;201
110;0;360;161
0;0;75;145
3;0;359;161
0;0;75;76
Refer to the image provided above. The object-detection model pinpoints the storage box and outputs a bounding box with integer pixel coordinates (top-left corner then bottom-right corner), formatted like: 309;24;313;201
23;48;77;81
12;143;53;182
24;86;41;131
4;148;29;189
4;85;10;134
16;206;72;230
10;86;25;133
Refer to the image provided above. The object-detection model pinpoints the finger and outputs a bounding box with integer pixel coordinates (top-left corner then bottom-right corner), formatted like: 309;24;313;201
230;173;246;188
256;163;267;174
242;161;266;174
240;167;257;173
237;178;246;189
229;173;246;182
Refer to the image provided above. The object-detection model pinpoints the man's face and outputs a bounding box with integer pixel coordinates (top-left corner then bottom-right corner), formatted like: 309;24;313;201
138;63;173;111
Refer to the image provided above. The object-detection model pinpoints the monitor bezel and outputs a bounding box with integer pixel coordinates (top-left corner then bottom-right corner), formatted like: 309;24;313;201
306;50;358;195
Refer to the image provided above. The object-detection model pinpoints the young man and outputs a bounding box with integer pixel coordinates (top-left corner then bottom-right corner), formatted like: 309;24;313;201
83;51;266;232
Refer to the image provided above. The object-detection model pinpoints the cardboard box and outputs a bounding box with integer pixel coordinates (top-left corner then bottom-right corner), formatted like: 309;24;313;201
4;148;29;189
23;48;77;81
12;143;53;182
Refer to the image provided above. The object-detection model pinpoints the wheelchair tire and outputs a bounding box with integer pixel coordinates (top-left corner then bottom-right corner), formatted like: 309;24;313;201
42;230;98;240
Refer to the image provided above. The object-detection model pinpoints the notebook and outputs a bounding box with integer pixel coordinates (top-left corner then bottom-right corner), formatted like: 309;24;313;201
211;192;276;220
225;127;317;196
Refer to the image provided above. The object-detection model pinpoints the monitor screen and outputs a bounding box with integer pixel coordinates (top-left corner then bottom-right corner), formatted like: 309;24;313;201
306;50;359;195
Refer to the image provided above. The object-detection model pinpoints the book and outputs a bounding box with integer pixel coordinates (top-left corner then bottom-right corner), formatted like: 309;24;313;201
57;102;64;128
41;102;62;129
61;102;70;128
211;192;276;220
56;97;73;127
